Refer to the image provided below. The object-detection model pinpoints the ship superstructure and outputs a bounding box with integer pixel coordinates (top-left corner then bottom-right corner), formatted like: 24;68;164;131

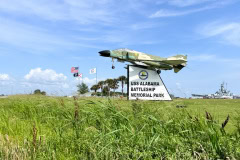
210;82;233;99
192;82;239;99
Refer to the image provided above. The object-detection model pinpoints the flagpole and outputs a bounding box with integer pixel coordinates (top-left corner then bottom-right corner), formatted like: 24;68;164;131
82;73;84;84
96;67;97;85
78;65;80;86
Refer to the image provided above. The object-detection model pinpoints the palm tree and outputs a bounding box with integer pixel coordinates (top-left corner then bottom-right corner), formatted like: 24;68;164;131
97;81;105;97
111;79;119;97
118;76;127;96
104;79;114;97
90;84;99;93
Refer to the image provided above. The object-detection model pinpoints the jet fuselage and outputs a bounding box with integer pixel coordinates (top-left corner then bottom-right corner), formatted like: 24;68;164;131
99;48;187;73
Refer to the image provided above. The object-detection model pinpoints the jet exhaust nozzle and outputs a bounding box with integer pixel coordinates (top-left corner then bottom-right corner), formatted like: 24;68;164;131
99;50;111;57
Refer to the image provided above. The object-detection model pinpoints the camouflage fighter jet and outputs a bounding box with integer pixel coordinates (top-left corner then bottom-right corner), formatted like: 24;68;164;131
99;48;187;74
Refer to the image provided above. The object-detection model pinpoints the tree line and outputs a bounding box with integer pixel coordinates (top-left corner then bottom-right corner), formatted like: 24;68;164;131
89;75;127;97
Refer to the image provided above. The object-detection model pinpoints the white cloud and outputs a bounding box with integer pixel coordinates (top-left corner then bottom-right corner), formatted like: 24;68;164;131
0;74;10;81
75;77;97;85
199;22;240;46
0;17;102;53
129;22;160;30
100;29;161;46
150;5;214;18
188;54;240;65
24;68;67;84
156;0;233;7
0;0;182;52
0;0;132;25
0;1;160;52
151;0;233;18
0;0;66;21
150;9;196;18
175;82;188;97
62;83;70;89
189;54;216;61
0;74;15;88
83;77;97;85
166;0;214;7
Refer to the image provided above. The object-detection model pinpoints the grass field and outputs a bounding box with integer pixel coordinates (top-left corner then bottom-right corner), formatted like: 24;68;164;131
0;95;240;159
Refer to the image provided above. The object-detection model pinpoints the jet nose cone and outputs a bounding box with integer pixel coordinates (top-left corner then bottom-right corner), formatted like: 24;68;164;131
99;50;110;57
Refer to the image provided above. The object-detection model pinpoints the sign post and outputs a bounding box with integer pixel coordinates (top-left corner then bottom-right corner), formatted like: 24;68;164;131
127;65;172;101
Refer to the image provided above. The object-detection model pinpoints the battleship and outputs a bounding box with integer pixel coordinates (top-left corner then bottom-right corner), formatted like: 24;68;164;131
192;82;240;99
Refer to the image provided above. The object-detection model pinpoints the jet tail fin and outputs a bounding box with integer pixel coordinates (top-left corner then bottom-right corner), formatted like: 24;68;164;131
164;55;187;73
169;55;187;61
172;55;187;73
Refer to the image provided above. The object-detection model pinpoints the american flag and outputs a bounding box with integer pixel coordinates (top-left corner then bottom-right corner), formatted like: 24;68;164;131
71;67;79;73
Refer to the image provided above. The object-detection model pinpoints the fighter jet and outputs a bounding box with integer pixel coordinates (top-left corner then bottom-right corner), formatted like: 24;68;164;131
99;48;187;74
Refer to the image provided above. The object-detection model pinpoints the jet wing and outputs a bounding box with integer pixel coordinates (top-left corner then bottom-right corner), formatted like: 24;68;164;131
161;59;187;65
131;61;148;66
139;55;187;73
130;59;185;73
137;56;187;64
141;60;173;69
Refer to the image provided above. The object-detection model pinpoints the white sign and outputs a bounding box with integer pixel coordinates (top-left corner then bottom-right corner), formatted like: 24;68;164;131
128;66;172;101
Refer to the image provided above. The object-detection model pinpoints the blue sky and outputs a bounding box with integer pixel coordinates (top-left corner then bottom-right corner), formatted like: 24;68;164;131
0;0;240;97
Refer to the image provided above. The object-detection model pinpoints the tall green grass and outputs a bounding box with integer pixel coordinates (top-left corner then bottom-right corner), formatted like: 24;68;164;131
0;95;240;159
